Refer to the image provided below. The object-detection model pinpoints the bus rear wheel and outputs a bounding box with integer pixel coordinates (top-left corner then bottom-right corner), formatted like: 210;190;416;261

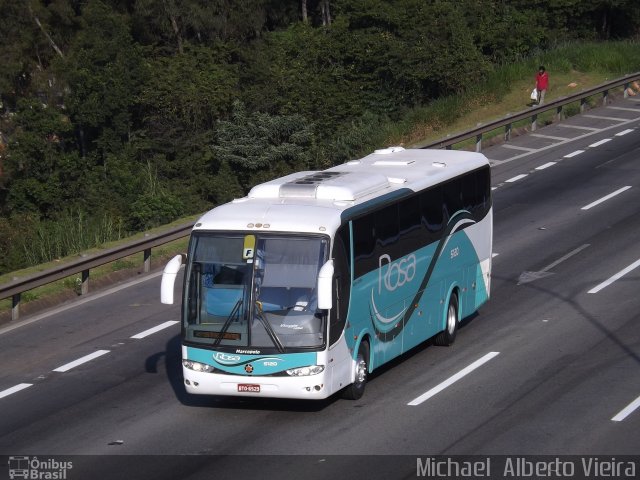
342;341;369;400
434;293;458;346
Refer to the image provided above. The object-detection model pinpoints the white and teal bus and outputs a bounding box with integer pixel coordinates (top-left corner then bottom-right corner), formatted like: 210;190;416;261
161;147;492;400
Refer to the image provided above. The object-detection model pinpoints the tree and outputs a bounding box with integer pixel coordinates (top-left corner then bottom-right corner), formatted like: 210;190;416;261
241;21;364;136
212;100;316;192
2;98;89;217
0;0;80;109
134;43;239;213
62;0;145;162
131;0;288;50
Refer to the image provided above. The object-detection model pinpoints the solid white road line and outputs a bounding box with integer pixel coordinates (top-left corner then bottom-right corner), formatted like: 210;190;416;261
588;258;640;294
502;144;536;152
535;162;557;170
607;106;640;113
557;124;599;131
0;383;33;400
131;320;180;339
588;138;611;148
581;186;632;211
408;352;500;406
564;150;585;158
612;394;640;422
53;350;110;373
615;129;634;136
530;134;569;141
583;114;626;122
505;174;528;183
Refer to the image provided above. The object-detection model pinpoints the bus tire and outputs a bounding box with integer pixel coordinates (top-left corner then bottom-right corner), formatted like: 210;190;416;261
342;341;369;400
434;293;458;346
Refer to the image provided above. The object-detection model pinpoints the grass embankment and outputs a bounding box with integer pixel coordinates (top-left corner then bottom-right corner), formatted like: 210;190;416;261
386;41;640;147
1;41;639;319
0;216;197;320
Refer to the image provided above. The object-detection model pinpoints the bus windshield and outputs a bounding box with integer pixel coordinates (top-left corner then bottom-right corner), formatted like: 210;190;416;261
183;233;329;351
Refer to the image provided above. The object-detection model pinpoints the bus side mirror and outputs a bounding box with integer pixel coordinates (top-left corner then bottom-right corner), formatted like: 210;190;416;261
161;254;185;304
317;260;334;310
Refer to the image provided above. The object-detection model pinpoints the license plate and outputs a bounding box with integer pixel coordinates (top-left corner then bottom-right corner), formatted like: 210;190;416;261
238;384;260;393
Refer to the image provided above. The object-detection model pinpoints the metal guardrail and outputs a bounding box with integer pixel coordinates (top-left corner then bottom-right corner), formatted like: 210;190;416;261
420;72;640;151
1;222;193;321
1;72;639;322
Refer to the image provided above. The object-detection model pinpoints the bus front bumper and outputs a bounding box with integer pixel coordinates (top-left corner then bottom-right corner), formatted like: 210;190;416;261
183;367;331;400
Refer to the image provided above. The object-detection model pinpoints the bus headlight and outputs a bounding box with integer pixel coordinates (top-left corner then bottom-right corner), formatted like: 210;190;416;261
183;360;215;373
286;365;324;376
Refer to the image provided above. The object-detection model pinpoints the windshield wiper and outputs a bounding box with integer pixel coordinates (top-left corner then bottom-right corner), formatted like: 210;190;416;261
254;303;285;353
213;298;243;348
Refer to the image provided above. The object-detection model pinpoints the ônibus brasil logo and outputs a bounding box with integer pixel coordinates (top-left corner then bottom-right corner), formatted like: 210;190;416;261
370;254;416;332
8;456;72;480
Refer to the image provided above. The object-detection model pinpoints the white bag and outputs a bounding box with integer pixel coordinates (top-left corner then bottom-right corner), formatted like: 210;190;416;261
530;88;538;101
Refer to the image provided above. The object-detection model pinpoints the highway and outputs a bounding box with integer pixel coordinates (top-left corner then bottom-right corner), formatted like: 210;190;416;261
0;97;639;480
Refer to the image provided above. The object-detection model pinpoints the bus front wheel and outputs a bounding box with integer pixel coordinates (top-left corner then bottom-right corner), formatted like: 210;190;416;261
434;293;458;346
342;341;369;400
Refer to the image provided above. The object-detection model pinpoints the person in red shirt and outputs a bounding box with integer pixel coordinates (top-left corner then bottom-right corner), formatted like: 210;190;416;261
535;66;549;105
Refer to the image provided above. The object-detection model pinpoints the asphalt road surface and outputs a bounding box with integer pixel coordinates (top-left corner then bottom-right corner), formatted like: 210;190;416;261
1;97;639;480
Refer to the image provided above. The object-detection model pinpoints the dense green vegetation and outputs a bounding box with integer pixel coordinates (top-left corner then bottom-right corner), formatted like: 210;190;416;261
1;0;639;275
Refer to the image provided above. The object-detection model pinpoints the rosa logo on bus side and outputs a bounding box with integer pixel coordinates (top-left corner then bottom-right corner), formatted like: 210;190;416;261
378;254;416;293
370;253;417;332
366;211;480;338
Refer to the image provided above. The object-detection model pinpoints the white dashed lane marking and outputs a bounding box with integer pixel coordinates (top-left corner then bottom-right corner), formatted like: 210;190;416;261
564;150;585;158
0;383;33;400
53;350;111;373
588;138;611;148
612;394;640;422
535;162;557;170
505;174;528;183
581;186;632;211
615;129;634;136
588;257;640;294
408;352;500;406
130;320;180;339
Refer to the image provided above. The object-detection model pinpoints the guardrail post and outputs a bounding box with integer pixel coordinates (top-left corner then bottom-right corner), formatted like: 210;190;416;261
144;248;151;273
504;123;512;142
602;89;608;106
556;105;563;121
580;97;587;113
81;269;89;295
12;294;20;321
624;83;629;98
475;133;482;152
531;114;537;132
445;145;452;150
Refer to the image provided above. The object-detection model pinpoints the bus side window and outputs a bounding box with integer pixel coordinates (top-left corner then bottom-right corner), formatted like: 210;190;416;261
477;166;491;218
443;178;463;221
398;195;422;255
461;172;477;216
375;203;399;252
420;186;443;243
353;214;375;278
329;225;351;346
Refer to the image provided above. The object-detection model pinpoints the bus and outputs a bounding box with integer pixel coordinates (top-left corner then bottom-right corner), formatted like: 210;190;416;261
161;146;492;400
